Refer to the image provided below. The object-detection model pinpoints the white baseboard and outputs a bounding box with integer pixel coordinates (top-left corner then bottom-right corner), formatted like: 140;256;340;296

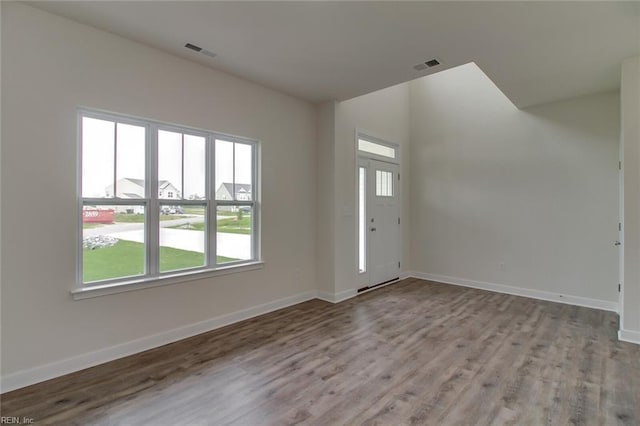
316;288;358;303
619;329;640;345
316;290;336;303
0;290;317;393
406;271;619;313
334;288;357;302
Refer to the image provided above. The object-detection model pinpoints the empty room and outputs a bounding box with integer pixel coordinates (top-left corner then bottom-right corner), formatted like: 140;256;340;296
1;1;639;424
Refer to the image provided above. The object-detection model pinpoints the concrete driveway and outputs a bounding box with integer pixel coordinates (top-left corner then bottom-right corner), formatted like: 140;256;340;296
84;215;251;259
83;216;205;237
107;229;251;259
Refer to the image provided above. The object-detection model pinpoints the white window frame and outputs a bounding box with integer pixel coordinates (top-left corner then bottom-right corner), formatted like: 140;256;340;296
73;108;262;299
357;134;398;162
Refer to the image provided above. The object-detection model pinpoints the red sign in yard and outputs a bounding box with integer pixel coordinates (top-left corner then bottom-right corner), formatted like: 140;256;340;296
83;209;115;224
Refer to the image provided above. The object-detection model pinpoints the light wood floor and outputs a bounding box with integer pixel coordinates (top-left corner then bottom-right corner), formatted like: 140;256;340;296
2;278;640;425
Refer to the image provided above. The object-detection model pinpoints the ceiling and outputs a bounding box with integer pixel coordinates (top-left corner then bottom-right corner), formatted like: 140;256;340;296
29;1;640;108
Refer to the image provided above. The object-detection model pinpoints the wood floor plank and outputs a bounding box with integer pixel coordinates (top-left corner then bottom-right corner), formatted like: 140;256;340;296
2;279;639;425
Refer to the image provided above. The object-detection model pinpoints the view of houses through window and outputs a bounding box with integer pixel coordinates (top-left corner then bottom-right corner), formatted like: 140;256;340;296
81;111;258;285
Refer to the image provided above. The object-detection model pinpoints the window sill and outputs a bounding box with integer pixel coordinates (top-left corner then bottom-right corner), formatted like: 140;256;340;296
71;261;265;300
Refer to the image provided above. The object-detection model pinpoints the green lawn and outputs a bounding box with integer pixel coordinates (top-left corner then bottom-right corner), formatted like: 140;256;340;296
181;207;206;215
218;216;251;234
114;213;189;223
83;240;236;283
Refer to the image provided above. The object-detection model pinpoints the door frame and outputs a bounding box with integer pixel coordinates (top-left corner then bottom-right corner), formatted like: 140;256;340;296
355;130;401;289
618;154;624;328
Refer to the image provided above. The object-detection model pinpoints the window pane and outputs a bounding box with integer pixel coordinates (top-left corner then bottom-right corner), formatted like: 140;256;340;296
158;130;182;200
217;205;252;263
358;139;396;159
234;143;253;201
376;170;393;197
82;204;145;282
215;140;234;200
358;167;366;273
82;117;115;198
116;123;146;199
183;135;206;200
159;205;205;272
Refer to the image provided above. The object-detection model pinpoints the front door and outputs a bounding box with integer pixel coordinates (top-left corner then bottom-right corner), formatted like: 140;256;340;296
366;159;400;287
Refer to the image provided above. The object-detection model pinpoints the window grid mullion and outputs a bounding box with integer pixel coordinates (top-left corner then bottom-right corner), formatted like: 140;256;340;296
208;135;217;267
148;124;160;277
252;143;258;260
181;132;185;200
232;142;236;202
113;122;118;198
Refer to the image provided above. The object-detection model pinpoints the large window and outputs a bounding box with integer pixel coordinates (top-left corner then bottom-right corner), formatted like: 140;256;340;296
79;109;259;287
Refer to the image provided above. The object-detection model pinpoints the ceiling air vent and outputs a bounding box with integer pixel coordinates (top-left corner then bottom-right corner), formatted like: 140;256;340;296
185;43;217;59
413;58;441;71
185;43;202;52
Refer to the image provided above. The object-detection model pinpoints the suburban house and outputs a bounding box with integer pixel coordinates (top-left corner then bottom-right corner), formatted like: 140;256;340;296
215;182;252;212
105;177;180;200
104;177;180;213
158;180;180;200
215;183;252;201
2;2;640;424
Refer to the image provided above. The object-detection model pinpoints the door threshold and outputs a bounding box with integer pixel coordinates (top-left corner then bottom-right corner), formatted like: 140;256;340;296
357;277;400;293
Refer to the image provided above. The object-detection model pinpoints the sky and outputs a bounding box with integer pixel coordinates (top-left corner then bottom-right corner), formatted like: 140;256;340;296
82;117;252;199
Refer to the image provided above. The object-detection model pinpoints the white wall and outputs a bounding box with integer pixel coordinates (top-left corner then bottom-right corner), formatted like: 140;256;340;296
333;84;411;294
1;3;317;380
316;102;336;296
409;63;620;305
620;55;640;341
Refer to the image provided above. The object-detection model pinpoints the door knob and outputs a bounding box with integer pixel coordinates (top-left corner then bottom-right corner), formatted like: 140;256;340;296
615;241;621;246
371;227;377;232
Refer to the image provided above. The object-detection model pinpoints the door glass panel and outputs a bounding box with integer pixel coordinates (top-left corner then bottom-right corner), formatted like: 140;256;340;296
359;167;366;273
376;170;393;197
